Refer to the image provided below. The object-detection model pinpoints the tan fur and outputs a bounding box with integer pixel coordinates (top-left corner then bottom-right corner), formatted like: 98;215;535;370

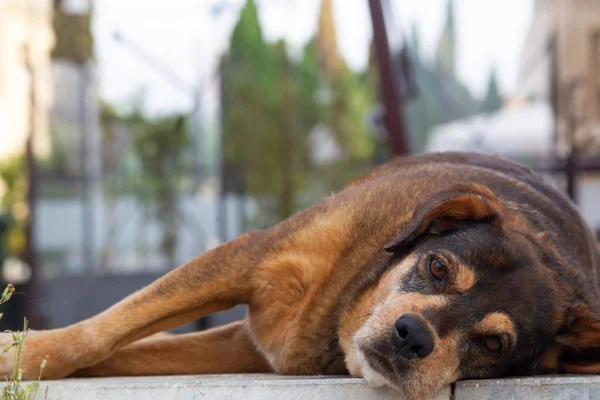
72;321;271;377
1;231;266;378
340;256;418;377
438;252;476;293
454;264;476;293
562;364;600;374
349;255;457;398
474;312;517;346
538;345;560;371
405;332;461;400
248;206;353;372
339;283;382;378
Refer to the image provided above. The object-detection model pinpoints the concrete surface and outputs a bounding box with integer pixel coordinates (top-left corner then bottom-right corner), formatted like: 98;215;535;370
32;373;600;399
35;374;452;400
455;375;600;400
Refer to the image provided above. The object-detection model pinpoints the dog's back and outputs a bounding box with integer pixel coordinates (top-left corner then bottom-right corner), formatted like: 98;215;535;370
345;151;600;288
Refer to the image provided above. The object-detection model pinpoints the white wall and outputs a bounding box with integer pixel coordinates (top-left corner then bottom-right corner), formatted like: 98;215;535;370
35;193;248;276
0;1;54;162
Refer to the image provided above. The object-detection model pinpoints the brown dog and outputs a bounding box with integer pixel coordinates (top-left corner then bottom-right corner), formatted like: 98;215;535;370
2;151;600;399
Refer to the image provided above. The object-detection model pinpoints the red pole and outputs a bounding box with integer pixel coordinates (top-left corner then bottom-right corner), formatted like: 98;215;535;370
368;0;409;155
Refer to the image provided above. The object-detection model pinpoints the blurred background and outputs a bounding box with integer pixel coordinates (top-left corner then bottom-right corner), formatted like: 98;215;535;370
0;0;598;332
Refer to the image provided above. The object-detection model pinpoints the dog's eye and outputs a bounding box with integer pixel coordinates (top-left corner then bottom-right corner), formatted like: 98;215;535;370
481;336;503;354
428;257;447;280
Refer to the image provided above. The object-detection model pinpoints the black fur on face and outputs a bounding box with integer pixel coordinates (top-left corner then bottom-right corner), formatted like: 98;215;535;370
390;221;557;380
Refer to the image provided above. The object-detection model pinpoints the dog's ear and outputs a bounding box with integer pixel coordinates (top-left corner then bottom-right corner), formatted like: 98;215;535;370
550;304;600;373
384;183;505;253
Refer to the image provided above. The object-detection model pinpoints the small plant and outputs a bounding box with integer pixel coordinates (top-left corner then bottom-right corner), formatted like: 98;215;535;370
0;284;49;400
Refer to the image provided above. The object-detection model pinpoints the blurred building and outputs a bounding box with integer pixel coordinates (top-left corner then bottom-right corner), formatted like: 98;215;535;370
50;0;100;175
520;0;600;157
426;0;600;233
0;0;54;163
400;0;486;153
34;1;236;280
39;0;104;275
426;100;554;168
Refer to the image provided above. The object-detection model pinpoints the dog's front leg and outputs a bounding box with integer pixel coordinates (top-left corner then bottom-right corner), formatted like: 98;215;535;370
0;231;266;380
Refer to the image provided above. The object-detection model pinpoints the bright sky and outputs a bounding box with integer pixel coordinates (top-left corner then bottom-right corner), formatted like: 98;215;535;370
93;0;534;116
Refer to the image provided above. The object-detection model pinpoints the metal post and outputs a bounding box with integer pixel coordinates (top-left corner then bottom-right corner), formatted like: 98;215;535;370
24;43;43;329
191;88;203;190
367;0;409;155
563;79;584;202
218;161;229;243
24;139;40;328
565;152;577;201
80;64;95;272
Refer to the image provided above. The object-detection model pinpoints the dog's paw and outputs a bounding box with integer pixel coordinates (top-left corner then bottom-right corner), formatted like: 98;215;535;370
0;330;72;380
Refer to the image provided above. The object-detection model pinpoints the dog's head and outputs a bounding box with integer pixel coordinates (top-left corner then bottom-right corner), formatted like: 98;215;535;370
352;183;600;399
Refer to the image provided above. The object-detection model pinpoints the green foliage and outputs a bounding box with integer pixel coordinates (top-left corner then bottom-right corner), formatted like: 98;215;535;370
297;39;322;132
128;112;189;266
0;215;8;270
221;1;307;227
313;0;375;163
98;93;190;265
0;157;25;213
228;0;272;91
221;0;378;228
326;64;375;161
0;285;49;400
52;1;94;63
222;36;309;225
0;157;26;258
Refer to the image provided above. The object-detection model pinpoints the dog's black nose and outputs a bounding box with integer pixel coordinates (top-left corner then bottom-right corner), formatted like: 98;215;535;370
393;315;434;359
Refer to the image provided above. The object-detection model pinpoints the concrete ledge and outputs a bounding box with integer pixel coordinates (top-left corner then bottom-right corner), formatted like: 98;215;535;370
31;374;600;399
34;374;452;400
455;375;600;400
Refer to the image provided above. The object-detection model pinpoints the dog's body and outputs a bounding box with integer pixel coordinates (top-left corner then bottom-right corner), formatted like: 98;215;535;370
3;152;600;399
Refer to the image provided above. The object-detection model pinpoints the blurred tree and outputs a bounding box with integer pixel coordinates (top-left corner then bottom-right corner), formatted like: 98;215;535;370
227;0;273;90
129;114;189;267
52;0;94;63
404;15;480;153
221;0;310;227
0;156;27;258
311;0;376;188
480;69;504;114
0;156;27;330
97;93;189;267
0;212;15;330
269;40;308;221
297;38;321;132
317;0;342;76
0;213;9;270
221;0;377;227
434;0;456;75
